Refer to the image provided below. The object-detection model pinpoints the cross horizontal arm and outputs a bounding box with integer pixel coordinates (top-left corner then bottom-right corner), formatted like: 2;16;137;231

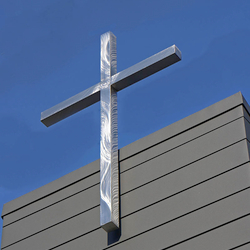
41;83;101;127
111;45;181;91
41;45;181;127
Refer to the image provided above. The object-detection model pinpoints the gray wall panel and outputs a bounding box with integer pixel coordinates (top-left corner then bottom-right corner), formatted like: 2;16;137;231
1;159;100;218
3;106;242;226
33;188;250;250
243;94;250;114
120;106;244;171
4;163;250;250
167;216;250;250
2;207;101;250
116;170;250;249
107;190;250;250
121;151;250;217
243;106;250;123
244;117;250;142
2;185;99;246
2;93;248;218
121;139;249;195
247;140;250;157
6;107;240;226
121;111;245;173
2;93;250;250
234;243;250;250
120;92;245;160
3;172;100;227
54;229;106;250
1;94;247;218
3;139;249;247
3;141;249;247
121;118;246;193
55;217;250;250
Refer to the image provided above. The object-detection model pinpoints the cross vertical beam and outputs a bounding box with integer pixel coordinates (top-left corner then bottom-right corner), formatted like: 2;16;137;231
100;32;119;231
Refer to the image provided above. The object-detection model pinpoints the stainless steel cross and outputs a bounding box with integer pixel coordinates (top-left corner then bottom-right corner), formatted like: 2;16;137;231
41;31;181;232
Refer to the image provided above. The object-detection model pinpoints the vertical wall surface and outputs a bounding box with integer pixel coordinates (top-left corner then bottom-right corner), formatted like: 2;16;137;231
1;92;250;250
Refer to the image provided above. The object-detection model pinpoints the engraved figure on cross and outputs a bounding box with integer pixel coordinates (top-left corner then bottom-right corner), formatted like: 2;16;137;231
41;31;181;232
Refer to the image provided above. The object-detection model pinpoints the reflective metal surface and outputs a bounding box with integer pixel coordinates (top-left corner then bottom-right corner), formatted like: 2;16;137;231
111;45;181;91
41;83;101;127
100;32;119;231
41;31;182;232
41;44;181;127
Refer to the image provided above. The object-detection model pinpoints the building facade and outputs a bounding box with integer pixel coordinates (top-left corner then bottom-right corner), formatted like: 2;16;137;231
1;92;250;249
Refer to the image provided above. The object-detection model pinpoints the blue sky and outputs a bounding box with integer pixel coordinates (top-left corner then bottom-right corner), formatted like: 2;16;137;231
0;0;250;241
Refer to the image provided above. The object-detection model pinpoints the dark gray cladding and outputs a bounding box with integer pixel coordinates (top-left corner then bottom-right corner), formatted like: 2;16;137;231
1;91;250;250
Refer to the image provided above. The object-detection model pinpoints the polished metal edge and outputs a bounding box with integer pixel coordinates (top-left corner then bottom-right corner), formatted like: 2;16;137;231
100;32;119;232
111;45;181;91
41;83;101;127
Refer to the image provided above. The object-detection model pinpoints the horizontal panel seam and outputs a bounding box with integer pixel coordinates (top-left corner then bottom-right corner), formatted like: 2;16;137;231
244;112;250;124
161;213;250;250
122;138;247;195
120;105;243;162
48;226;102;250
2;170;100;219
243;104;250;119
104;188;250;249
229;241;250;250
3;110;245;218
8;187;248;250
3;106;246;218
122;162;250;218
1;205;100;249
121;115;245;174
3;163;249;249
3;182;100;228
244;116;250;128
4;138;247;228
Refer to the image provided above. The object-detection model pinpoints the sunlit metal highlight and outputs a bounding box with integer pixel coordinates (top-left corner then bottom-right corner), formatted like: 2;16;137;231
41;31;182;232
100;32;119;231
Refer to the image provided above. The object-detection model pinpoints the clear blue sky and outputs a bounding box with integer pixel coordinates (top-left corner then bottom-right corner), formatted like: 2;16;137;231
1;0;250;241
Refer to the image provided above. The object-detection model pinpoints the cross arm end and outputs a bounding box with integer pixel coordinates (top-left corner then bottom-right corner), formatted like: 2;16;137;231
111;44;182;92
41;83;101;127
